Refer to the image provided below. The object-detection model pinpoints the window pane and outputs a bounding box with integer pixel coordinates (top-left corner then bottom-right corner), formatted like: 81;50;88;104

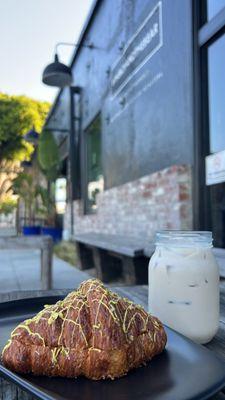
208;34;225;153
86;115;103;212
209;182;225;248
207;0;225;20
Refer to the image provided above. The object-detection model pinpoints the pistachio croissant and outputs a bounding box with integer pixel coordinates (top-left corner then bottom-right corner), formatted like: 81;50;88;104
2;279;167;379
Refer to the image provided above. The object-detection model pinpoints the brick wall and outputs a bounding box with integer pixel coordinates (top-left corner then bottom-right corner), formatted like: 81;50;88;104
63;164;193;240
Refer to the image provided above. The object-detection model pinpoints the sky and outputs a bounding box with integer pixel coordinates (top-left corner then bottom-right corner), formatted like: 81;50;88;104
0;0;93;104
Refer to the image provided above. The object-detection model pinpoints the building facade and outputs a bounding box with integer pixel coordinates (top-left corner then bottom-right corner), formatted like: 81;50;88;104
45;0;225;248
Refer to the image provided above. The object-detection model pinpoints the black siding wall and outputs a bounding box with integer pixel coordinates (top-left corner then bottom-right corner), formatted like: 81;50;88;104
49;0;194;190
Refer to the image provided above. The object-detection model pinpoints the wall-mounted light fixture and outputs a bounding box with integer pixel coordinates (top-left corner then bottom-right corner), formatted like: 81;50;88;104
42;41;95;237
24;127;39;145
42;42;95;88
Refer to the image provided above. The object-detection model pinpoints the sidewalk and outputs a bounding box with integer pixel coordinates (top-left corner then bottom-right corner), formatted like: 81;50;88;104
0;249;90;292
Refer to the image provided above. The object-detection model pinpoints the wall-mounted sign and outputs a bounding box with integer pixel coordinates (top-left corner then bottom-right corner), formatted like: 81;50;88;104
111;1;163;97
205;149;225;185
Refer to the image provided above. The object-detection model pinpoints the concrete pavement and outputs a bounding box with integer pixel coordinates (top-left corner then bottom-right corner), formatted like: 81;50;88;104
0;249;90;293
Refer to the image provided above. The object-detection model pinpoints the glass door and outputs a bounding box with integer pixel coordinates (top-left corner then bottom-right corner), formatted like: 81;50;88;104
206;34;225;248
84;115;104;213
196;1;225;248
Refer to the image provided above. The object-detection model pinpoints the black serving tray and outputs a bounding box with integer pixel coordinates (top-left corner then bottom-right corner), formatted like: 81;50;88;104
0;296;225;400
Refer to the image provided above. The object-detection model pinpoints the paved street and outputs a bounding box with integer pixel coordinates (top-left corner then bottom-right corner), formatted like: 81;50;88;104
0;249;90;292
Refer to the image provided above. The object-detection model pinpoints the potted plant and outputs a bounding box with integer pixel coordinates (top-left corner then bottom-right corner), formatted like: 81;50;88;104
12;172;41;235
36;185;62;242
37;129;62;242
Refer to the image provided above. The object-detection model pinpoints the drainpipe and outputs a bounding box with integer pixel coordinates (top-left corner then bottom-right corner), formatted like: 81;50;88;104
69;87;75;237
69;86;81;238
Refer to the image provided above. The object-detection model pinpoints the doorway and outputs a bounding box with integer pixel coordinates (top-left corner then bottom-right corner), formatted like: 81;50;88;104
197;1;225;248
207;33;225;247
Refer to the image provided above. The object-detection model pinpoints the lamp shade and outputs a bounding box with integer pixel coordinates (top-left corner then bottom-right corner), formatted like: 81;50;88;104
42;54;72;87
24;128;39;144
21;160;32;168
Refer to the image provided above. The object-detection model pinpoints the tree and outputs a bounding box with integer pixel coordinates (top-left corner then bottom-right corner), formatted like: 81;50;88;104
0;92;50;162
0;160;20;197
0;93;50;212
0;159;19;216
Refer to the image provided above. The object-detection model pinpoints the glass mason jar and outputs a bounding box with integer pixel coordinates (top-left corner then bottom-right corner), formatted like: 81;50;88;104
148;231;219;344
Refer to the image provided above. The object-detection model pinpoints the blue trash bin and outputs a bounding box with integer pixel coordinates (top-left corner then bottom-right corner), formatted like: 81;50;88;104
41;227;62;243
22;226;41;235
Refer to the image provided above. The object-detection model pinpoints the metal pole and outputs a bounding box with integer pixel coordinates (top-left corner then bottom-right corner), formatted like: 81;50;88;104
55;42;94;54
69;87;75;237
69;86;81;238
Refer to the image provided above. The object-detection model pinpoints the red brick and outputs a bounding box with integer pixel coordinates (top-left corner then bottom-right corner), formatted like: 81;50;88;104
63;164;193;238
179;192;189;201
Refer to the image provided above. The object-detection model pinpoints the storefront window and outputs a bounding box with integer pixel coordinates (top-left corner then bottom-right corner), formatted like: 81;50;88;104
207;0;225;20
85;115;103;213
55;178;67;214
209;182;225;248
208;33;225;154
206;33;225;248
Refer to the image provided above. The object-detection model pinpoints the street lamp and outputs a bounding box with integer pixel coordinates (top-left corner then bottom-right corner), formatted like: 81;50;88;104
21;127;39;168
42;42;94;236
42;53;72;87
24;127;39;145
42;42;94;88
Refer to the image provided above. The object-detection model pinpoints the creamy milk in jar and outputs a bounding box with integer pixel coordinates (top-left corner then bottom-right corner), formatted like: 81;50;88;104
148;231;219;344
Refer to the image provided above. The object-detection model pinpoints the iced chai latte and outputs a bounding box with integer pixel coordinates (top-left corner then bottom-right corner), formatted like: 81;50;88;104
148;231;219;344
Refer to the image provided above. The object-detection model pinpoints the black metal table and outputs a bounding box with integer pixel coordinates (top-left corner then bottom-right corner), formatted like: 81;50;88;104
1;283;225;399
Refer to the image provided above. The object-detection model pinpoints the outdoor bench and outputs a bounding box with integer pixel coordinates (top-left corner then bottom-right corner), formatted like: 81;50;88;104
213;247;225;278
74;233;154;284
74;233;225;284
144;244;225;278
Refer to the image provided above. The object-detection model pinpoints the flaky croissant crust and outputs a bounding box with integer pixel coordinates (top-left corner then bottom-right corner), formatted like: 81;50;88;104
2;279;167;379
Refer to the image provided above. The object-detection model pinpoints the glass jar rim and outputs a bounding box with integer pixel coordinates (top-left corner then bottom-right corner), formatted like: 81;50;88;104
155;230;212;247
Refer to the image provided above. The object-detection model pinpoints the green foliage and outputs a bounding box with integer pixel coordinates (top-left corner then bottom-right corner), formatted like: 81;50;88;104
36;185;56;226
0;93;50;162
12;172;57;227
12;172;39;224
54;241;77;266
12;172;34;200
38;129;60;182
37;130;60;227
0;197;17;215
